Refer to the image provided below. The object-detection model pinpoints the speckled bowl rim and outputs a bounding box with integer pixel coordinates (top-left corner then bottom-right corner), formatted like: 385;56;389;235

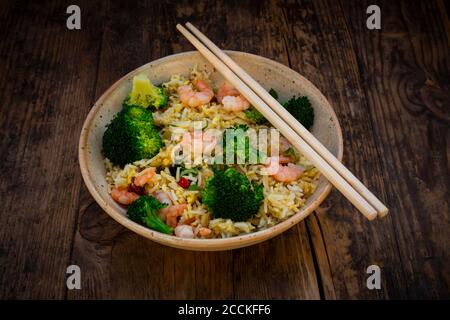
79;50;343;251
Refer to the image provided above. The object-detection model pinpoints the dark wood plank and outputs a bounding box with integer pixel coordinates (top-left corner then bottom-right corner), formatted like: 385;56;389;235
338;0;450;299
277;0;425;299
305;212;337;299
437;0;450;49
0;0;105;298
278;0;449;299
277;0;399;299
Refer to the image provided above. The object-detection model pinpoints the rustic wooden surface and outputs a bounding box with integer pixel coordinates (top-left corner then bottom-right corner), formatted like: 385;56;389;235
0;0;448;299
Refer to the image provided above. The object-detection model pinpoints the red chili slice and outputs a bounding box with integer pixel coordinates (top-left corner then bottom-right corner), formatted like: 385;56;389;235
178;177;191;189
129;178;144;195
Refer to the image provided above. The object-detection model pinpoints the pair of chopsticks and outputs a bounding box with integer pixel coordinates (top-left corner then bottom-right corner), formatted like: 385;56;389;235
177;22;388;220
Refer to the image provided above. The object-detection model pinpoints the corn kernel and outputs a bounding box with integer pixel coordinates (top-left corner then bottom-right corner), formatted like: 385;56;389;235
187;193;197;204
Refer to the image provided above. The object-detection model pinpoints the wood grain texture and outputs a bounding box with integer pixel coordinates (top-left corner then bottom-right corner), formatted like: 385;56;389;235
279;0;408;299
338;0;450;299
0;0;448;299
0;0;104;298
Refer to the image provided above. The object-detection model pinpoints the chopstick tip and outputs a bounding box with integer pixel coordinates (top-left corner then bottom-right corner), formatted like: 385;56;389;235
176;23;188;33
377;208;389;218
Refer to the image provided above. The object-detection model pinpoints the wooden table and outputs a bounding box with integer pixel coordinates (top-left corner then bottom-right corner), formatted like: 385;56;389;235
0;0;448;299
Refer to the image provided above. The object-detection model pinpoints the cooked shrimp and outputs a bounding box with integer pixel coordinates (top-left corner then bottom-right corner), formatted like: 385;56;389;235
180;130;218;155
177;79;214;107
272;163;304;183
270;136;292;155
216;82;250;112
133;167;156;187
153;191;172;206
174;225;195;238
264;156;294;175
263;156;303;182
279;136;292;153
222;95;251;112
161;204;187;228
198;227;212;237
216;81;240;103
111;187;140;205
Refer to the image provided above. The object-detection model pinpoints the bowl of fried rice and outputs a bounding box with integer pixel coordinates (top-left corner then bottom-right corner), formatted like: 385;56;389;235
79;51;343;251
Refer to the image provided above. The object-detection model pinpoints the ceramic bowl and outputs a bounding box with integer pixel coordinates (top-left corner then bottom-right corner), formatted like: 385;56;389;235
79;51;343;251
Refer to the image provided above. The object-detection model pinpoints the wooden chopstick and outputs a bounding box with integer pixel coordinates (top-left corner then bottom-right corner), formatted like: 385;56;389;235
176;23;379;220
184;22;388;218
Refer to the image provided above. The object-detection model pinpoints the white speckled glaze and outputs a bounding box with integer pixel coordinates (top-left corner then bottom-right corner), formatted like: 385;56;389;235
79;51;343;251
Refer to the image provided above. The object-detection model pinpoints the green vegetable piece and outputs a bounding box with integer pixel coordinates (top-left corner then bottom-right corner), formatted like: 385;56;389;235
268;88;279;99
127;195;172;234
283;96;314;130
187;184;199;191
244;107;267;124
202;167;264;221
180;167;199;177
102;104;163;166
243;88;278;124
123;74;168;109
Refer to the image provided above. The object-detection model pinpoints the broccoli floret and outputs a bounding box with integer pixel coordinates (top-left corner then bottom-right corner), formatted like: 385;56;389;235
127;195;172;234
244;107;267;124
123;74;168;109
202;167;264;221
283;96;314;130
243;88;278;124
268;88;279;99
102;104;163;166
